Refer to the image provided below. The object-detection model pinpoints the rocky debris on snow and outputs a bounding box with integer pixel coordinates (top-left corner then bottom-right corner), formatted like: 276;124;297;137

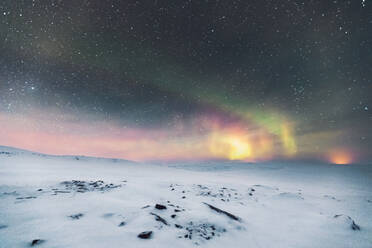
167;202;186;212
30;239;45;246
334;214;360;230
175;224;183;229
59;180;121;193
16;196;37;200
324;195;341;202
150;212;169;226
155;204;167;210
248;187;255;196
138;231;153;239
143;200;231;244
195;184;243;202
69;213;84;220
178;221;226;243
203;202;241;222
170;183;244;203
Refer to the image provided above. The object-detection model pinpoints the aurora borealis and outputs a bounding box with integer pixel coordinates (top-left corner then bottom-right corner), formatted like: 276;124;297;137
0;1;371;163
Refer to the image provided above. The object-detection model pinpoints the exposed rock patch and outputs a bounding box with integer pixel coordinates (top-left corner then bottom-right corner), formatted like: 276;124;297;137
138;231;153;239
30;239;45;246
334;214;360;231
150;212;169;226
155;204;167;210
59;180;121;193
69;213;84;220
203;202;242;222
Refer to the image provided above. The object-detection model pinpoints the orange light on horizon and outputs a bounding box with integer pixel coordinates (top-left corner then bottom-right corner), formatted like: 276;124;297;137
329;150;352;164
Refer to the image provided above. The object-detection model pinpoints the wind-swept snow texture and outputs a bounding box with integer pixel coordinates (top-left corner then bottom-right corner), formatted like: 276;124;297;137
0;146;371;248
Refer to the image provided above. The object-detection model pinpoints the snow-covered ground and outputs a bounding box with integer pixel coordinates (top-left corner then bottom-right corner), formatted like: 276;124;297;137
0;146;371;248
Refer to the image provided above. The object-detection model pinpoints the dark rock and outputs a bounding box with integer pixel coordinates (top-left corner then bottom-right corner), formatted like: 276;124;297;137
155;204;167;210
334;214;360;231
118;221;126;227
203;202;241;222
69;213;84;220
175;224;183;229
16;196;37;200
37;189;43;191
171;214;176;218
138;231;153;239
351;221;360;230
31;239;45;246
0;224;8;229
150;212;169;225
142;205;151;209
182;196;186;199
174;209;181;212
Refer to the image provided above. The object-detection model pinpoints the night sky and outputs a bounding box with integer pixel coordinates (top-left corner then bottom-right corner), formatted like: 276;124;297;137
1;0;371;163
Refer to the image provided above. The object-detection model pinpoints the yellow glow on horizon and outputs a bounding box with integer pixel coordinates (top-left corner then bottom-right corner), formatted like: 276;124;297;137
208;131;253;161
226;136;252;160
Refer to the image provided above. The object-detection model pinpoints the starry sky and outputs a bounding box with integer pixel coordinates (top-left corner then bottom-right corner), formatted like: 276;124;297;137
0;0;371;163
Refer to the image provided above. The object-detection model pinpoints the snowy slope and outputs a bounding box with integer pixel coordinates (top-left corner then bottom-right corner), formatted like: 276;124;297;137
0;146;371;248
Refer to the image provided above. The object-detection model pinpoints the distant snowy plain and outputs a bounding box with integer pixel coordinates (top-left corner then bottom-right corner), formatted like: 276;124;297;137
0;146;371;248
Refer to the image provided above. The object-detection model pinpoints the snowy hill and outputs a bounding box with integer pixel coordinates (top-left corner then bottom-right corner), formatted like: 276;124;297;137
0;145;136;164
0;146;371;247
0;145;35;155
